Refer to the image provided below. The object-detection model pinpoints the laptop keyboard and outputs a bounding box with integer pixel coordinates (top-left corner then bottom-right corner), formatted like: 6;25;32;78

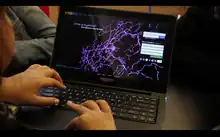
40;85;159;124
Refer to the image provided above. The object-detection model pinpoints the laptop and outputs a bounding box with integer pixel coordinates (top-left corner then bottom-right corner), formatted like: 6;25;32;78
17;6;176;130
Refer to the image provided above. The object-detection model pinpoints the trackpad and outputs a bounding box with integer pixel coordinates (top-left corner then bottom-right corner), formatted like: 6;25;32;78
16;106;78;130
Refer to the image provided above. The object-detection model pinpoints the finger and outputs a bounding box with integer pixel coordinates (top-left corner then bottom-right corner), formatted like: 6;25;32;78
82;100;100;111
96;100;111;113
40;65;50;69
51;68;63;84
39;78;65;89
65;117;79;130
67;101;91;115
28;64;41;69
41;68;63;84
33;96;60;106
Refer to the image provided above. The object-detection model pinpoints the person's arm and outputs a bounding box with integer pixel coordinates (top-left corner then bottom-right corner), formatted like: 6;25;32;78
5;6;56;76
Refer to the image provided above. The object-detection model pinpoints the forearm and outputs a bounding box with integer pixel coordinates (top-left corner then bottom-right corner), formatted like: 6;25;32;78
13;38;54;66
3;38;55;76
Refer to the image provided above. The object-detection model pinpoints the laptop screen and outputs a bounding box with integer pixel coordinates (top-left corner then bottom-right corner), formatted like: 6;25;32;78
52;7;176;93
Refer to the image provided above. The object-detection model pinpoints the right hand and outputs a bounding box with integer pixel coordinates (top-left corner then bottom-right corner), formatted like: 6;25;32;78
65;100;116;130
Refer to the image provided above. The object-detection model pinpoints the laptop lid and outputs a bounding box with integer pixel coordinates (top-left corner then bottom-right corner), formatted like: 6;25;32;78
51;6;176;93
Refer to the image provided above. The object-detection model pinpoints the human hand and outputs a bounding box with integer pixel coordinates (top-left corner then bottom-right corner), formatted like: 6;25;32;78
65;100;116;130
0;64;64;106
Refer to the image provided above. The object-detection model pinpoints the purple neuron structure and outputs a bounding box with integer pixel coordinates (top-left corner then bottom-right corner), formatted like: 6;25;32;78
80;21;163;80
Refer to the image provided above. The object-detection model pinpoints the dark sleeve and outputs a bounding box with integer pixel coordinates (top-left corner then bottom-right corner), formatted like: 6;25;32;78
171;6;214;86
173;6;212;64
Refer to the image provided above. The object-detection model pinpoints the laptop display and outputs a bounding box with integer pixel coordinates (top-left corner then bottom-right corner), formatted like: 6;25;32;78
52;7;176;93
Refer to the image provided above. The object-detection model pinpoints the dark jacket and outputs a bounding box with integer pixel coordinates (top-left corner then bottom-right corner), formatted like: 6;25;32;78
171;6;220;90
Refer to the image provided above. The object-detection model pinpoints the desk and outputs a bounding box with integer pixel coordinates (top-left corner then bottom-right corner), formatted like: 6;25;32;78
16;85;220;130
163;85;220;130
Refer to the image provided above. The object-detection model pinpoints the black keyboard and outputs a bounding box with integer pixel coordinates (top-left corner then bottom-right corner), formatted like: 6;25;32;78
40;85;159;124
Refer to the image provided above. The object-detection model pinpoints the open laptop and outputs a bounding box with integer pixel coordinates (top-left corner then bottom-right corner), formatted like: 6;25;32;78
17;6;176;130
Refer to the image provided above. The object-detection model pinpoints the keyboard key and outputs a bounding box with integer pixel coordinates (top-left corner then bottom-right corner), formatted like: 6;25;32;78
139;116;146;122
148;109;156;113
41;92;53;97
140;112;147;116
111;107;116;111
131;107;141;111
54;93;60;98
146;117;155;124
132;95;137;98
61;95;66;98
131;115;138;120
110;99;115;102
43;88;54;93
128;110;139;115
138;103;148;108
150;101;157;105
54;90;60;94
117;100;122;103
110;102;116;106
94;93;98;96
138;96;144;99
149;105;156;109
121;109;128;113
61;104;67;108
151;98;157;101
148;113;155;117
144;97;150;100
119;113;133;119
137;99;149;104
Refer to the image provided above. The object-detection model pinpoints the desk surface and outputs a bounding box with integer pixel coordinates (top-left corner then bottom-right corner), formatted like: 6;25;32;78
163;85;220;130
16;85;220;130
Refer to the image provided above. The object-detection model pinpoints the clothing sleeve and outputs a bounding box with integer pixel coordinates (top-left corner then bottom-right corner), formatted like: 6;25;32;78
7;6;56;74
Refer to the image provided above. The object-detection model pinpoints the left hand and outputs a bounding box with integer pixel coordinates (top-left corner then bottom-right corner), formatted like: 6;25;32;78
0;64;65;106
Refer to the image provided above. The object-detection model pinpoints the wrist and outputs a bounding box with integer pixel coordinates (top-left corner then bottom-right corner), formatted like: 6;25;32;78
0;77;12;102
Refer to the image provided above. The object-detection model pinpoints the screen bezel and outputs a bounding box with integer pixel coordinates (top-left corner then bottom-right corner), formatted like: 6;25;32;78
51;6;177;93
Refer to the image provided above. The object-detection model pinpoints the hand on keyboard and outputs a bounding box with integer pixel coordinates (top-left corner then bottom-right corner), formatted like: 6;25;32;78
0;64;64;106
65;100;116;130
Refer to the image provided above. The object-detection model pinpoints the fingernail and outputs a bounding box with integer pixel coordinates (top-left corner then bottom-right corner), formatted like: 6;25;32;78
67;100;73;105
54;99;60;105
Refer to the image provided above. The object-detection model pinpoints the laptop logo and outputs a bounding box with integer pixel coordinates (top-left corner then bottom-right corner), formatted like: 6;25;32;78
100;77;115;83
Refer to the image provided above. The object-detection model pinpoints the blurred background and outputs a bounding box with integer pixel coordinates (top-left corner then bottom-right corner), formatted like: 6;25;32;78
44;6;190;24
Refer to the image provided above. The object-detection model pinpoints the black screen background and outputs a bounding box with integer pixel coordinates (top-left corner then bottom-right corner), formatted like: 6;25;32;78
52;11;172;93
